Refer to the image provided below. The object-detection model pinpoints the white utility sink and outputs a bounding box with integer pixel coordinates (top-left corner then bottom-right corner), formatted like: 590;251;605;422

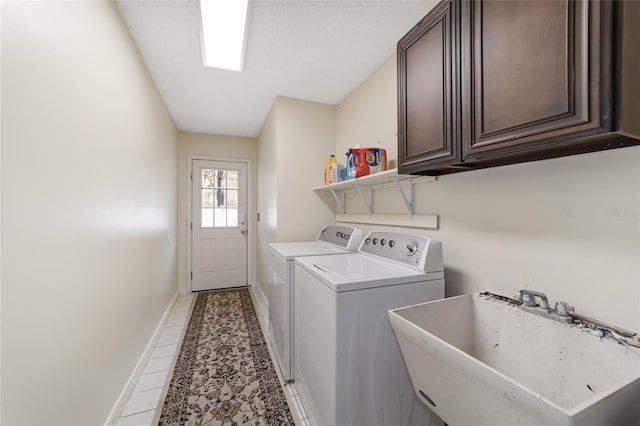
388;293;640;426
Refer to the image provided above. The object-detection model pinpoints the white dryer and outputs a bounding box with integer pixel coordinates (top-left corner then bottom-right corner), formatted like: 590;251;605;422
268;225;363;381
294;231;445;426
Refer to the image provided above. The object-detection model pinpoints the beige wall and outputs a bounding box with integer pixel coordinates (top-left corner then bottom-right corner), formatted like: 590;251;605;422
256;105;278;293
177;131;258;292
336;54;640;331
1;1;178;424
256;97;336;295
337;55;398;168
275;97;337;242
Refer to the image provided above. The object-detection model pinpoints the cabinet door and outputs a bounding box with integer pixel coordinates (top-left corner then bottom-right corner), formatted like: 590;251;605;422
462;0;609;160
398;0;460;174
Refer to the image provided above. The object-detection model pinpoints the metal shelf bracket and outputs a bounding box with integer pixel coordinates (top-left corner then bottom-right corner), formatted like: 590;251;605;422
329;188;346;214
390;176;414;217
354;185;373;216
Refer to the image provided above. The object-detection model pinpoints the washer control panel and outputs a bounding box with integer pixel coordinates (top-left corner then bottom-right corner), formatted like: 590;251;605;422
360;231;430;268
317;225;364;250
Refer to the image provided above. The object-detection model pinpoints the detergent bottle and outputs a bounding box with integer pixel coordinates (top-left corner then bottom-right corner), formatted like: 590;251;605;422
344;150;356;180
324;155;337;185
350;145;371;178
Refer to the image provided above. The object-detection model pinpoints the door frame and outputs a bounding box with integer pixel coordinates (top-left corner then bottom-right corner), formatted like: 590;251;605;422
186;155;254;293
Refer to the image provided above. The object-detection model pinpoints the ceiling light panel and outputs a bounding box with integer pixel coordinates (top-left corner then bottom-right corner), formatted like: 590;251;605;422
200;0;249;71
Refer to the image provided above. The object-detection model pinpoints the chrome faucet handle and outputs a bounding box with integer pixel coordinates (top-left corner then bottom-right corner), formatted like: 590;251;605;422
514;289;551;311
554;301;574;316
538;297;551;311
514;290;524;303
521;294;537;308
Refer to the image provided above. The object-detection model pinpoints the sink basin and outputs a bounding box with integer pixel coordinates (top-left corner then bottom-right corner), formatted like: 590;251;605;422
388;293;640;426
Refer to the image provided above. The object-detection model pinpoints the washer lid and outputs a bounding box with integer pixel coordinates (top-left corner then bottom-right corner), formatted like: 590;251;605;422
295;253;444;292
269;241;347;261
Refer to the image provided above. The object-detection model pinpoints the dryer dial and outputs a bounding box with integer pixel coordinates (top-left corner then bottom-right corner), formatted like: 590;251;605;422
406;242;419;256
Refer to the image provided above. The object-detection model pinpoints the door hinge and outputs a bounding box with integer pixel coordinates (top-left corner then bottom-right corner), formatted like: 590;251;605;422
190;222;193;230
190;272;193;281
190;172;193;180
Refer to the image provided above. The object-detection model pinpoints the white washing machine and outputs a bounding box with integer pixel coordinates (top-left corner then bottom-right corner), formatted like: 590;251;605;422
294;231;445;426
268;225;363;381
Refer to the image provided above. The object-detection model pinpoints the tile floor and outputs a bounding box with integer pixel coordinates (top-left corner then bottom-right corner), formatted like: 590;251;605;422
251;288;311;425
284;382;312;426
115;288;309;425
116;293;194;425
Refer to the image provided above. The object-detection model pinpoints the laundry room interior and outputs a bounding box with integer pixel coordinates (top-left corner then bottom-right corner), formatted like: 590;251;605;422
2;1;639;425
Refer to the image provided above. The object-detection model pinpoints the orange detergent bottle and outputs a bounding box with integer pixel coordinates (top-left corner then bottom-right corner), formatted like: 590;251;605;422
324;155;337;185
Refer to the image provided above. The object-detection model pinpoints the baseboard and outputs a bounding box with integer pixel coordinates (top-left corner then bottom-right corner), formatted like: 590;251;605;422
250;281;268;312
248;282;269;329
103;289;180;425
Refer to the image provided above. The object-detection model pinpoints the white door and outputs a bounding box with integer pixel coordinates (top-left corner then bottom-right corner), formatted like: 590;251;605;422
191;159;248;291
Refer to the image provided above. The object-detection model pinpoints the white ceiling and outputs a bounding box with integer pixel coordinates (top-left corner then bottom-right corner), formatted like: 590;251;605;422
116;0;437;138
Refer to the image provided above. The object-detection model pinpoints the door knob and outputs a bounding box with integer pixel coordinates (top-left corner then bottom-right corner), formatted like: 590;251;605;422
240;229;247;235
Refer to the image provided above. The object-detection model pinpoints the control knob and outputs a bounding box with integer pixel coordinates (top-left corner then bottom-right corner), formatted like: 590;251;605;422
406;242;419;256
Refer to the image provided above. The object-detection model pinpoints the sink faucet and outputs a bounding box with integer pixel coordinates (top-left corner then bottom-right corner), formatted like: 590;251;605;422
514;289;551;310
514;289;574;324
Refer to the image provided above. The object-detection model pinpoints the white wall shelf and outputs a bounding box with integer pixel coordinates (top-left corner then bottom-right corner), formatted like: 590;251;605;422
313;168;436;218
335;213;439;229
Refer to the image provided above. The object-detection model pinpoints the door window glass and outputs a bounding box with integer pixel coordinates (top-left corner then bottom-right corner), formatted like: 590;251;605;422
201;169;239;227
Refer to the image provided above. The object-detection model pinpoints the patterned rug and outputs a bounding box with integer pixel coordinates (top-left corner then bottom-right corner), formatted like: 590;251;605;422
155;288;294;426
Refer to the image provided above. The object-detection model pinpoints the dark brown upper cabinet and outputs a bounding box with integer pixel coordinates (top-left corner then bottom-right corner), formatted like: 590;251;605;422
463;0;606;158
398;0;640;176
397;0;460;174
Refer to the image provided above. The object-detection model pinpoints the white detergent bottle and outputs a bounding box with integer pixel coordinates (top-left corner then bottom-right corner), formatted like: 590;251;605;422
345;150;355;180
